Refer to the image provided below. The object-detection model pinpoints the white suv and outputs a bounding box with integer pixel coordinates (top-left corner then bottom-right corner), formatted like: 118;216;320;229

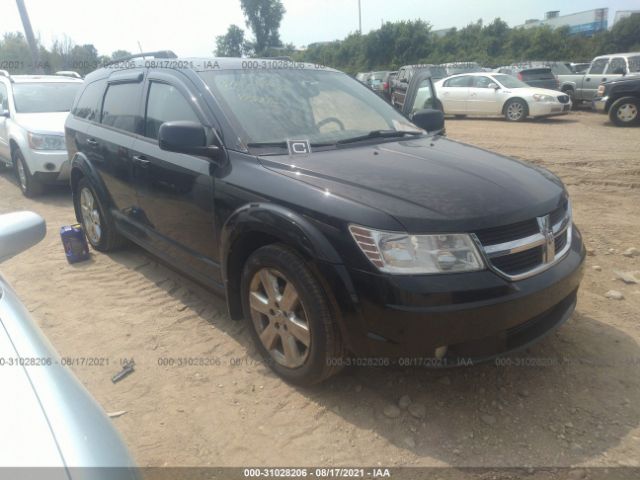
0;72;83;196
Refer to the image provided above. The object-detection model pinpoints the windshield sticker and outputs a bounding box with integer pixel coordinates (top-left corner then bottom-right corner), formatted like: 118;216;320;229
287;140;312;156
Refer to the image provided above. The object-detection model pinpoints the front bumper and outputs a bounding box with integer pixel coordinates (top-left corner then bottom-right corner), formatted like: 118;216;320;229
22;149;70;182
337;225;585;362
592;96;608;113
529;101;572;117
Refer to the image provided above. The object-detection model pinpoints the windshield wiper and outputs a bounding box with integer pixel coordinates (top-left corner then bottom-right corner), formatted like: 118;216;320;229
335;130;423;145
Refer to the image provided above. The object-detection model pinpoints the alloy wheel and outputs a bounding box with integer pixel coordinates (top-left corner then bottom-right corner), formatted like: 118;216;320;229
16;158;27;191
80;187;102;245
248;268;311;368
507;102;524;121
616;103;638;123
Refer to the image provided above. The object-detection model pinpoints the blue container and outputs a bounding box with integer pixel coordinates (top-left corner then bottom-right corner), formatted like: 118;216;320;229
60;224;90;264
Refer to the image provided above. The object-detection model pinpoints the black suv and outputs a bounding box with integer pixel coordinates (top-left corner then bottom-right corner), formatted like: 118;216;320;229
65;53;585;385
592;75;640;126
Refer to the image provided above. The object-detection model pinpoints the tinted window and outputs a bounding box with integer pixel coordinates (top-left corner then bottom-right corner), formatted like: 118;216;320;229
607;58;626;74
73;80;104;121
12;82;81;113
589;58;608;75
101;82;141;133
145;82;200;140
444;76;471;87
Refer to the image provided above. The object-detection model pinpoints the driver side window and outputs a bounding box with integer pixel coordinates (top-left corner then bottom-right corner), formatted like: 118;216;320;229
145;82;200;140
472;76;493;88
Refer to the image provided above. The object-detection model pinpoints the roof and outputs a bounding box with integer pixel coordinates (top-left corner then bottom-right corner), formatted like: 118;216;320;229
10;75;83;83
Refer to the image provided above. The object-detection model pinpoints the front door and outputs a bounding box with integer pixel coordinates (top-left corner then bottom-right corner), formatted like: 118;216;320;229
438;75;472;114
467;75;501;114
131;74;218;283
583;58;609;100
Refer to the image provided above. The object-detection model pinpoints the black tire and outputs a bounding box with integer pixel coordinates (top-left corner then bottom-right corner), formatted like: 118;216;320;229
609;97;640;127
241;244;344;385
13;148;44;197
74;177;126;251
504;98;528;122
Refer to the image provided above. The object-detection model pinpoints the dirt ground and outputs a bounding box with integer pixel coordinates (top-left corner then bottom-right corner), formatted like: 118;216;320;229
1;110;639;474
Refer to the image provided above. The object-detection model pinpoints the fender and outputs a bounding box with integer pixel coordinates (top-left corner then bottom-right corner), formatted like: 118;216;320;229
220;202;343;276
69;152;113;222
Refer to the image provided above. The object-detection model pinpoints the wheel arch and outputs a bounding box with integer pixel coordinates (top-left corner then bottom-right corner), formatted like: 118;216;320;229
70;152;112;224
502;96;529;115
220;203;344;321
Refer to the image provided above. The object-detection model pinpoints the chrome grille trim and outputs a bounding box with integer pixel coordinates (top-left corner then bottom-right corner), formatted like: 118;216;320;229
475;202;573;281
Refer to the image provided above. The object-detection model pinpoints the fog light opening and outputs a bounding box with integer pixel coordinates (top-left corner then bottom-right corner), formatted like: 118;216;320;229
44;162;56;171
434;345;448;359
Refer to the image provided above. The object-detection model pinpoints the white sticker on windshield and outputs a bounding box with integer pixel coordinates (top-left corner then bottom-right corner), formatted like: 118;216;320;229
287;140;312;156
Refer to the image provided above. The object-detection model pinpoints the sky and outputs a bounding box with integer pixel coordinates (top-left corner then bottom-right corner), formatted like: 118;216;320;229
2;0;639;57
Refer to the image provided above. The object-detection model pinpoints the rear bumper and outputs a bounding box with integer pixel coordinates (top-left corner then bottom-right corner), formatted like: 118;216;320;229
592;96;608;113
332;225;585;362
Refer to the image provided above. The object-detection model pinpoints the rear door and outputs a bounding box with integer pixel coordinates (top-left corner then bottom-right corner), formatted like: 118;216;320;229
583;58;609;100
87;70;145;221
130;70;218;282
467;75;501;114
438;75;472;114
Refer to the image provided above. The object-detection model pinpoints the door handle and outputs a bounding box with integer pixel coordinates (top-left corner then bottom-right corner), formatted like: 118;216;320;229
132;155;151;166
86;138;98;145
586;78;591;82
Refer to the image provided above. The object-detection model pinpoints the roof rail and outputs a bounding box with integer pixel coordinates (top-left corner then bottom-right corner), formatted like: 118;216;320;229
55;70;82;79
103;50;177;67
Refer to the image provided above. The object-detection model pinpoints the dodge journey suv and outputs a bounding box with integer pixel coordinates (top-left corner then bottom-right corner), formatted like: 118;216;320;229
0;71;83;196
65;52;585;385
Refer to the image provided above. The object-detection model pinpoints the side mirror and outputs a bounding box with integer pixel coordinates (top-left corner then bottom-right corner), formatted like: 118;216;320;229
488;82;500;90
158;121;222;162
0;109;9;118
412;109;445;133
0;211;46;263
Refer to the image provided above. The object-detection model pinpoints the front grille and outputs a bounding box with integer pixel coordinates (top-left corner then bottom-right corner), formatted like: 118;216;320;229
474;200;571;280
557;95;570;104
492;246;543;276
474;219;539;245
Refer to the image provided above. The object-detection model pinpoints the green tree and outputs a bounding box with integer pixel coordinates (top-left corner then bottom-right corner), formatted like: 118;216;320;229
111;49;132;60
215;24;248;57
240;0;286;56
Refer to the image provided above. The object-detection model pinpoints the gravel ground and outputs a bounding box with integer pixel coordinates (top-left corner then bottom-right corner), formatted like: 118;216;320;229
0;109;639;477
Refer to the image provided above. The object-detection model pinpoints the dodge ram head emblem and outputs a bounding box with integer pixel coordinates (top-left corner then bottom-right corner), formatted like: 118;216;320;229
537;214;555;263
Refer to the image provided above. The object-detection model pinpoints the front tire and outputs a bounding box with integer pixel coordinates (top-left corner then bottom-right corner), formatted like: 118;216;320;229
74;177;126;251
241;244;344;385
504;99;528;122
13;149;44;197
609;97;639;127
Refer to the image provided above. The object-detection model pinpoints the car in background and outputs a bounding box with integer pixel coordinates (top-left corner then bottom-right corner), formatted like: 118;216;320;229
434;72;571;121
440;62;483;77
355;72;371;85
367;71;395;100
555;53;640;103
66;54;584;384
0;71;83;197
593;75;640;126
495;65;559;90
391;64;447;109
570;62;590;74
0;211;138;476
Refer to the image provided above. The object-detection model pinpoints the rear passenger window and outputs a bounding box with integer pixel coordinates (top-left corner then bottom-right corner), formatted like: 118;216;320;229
144;82;200;140
73;81;104;121
101;83;141;133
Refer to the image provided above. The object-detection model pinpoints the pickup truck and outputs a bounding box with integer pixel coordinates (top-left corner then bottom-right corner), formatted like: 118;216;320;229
557;52;640;103
592;75;640;126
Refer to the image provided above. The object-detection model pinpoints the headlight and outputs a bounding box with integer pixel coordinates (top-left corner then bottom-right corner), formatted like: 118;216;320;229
532;94;555;102
349;225;485;274
27;132;66;150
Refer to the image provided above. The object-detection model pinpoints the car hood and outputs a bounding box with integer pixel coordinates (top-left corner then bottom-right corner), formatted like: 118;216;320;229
259;136;566;233
14;112;69;135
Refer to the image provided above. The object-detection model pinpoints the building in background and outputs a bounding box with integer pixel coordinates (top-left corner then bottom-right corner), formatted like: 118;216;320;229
518;9;609;36
611;10;640;27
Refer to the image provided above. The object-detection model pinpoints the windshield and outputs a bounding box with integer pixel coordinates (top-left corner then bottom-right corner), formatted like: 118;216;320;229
629;56;640;73
492;74;529;89
199;69;419;146
12;82;81;113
